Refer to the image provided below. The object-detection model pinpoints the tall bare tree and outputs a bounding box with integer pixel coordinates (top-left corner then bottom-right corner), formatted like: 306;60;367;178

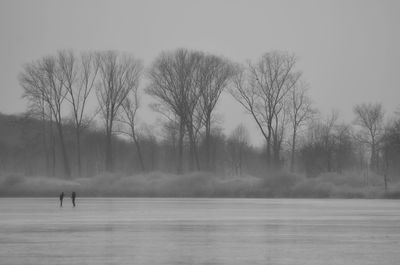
230;51;300;168
59;50;99;177
198;54;235;170
288;81;314;172
147;49;202;173
20;56;71;178
96;51;143;172
22;87;54;176
119;90;145;172
353;103;384;171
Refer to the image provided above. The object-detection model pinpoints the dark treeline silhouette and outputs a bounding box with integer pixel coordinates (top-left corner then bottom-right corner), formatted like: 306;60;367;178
1;48;400;197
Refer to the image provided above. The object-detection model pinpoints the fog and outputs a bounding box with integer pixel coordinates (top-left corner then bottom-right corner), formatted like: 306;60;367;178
0;2;400;198
1;171;399;198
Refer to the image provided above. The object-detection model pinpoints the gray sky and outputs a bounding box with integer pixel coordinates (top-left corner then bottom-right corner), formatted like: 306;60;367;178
1;0;399;143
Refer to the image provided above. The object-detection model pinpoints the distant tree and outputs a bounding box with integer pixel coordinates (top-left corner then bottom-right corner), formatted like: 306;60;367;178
160;120;179;172
197;55;235;170
353;103;384;171
22;88;54;176
333;123;356;173
381;116;400;190
288;81;315;172
140;125;158;171
20;56;71;178
227;124;249;175
59;50;99;177
299;111;340;176
230;51;300;169
319;111;339;172
96;51;143;172
147;49;202;173
119;89;145;172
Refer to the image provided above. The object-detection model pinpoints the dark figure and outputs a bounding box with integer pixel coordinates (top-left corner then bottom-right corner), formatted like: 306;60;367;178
59;192;64;207
71;191;76;207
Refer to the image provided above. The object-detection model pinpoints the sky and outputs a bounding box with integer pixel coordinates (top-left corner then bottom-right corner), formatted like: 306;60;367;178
0;0;399;144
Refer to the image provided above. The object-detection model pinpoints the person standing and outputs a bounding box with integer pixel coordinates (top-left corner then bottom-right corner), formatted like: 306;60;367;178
59;192;64;207
71;191;76;207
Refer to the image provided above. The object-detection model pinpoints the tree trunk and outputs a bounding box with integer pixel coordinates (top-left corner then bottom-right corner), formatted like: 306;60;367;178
56;122;71;178
239;145;243;176
271;131;281;170
49;115;56;177
177;118;185;174
205;116;211;171
188;123;200;171
290;128;297;172
370;138;376;171
41;113;50;177
194;141;200;171
383;148;389;192
105;128;113;172
76;128;82;178
132;134;145;172
266;126;272;167
384;173;388;192
51;126;56;177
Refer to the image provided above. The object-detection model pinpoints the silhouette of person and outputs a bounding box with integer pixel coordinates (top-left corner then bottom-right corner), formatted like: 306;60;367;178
71;191;76;207
59;192;64;207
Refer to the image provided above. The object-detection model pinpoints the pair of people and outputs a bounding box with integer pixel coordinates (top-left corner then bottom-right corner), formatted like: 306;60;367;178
59;191;76;207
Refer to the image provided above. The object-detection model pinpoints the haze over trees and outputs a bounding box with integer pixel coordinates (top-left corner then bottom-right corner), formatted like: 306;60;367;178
95;51;143;172
353;103;384;171
19;54;72;178
59;50;99;178
147;49;235;173
230;51;301;169
146;49;202;173
1;48;399;197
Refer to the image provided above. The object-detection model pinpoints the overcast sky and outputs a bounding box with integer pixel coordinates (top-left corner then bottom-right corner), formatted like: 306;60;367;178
0;0;399;143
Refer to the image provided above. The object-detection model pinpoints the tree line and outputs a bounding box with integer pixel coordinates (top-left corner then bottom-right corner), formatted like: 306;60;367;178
6;48;399;189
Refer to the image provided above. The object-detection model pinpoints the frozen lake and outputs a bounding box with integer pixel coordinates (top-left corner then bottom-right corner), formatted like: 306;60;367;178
0;198;399;265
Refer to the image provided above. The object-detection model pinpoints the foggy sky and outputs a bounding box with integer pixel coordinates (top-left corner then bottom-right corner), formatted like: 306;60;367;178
0;0;399;144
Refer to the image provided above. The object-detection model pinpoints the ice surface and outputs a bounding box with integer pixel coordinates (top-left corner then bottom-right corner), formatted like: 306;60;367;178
0;198;399;265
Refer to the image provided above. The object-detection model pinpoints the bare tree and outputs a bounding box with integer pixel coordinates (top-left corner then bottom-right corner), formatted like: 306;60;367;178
227;124;249;176
288;81;315;172
119;90;145;172
20;56;71;178
230;51;300;168
320;111;339;172
22;83;54;176
353;103;384;171
147;49;202;173
334;123;355;174
299;111;360;177
198;54;235;170
96;51;143;172
382;117;400;191
59;50;99;177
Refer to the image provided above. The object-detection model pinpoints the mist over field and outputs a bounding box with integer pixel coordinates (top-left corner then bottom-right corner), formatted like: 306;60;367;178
1;171;399;198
